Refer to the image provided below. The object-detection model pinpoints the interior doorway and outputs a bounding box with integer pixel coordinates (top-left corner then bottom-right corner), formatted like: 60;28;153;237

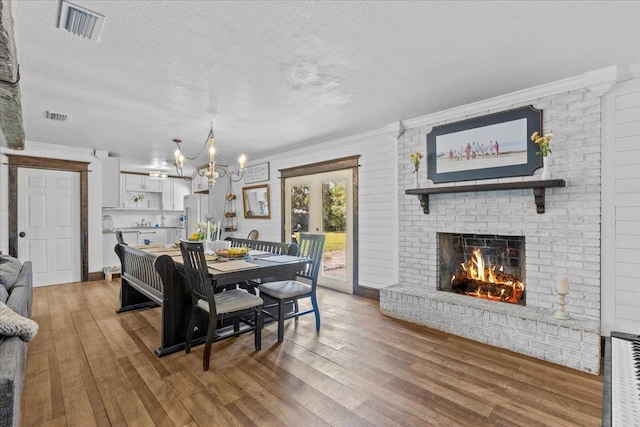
7;155;89;283
280;156;359;295
18;168;81;286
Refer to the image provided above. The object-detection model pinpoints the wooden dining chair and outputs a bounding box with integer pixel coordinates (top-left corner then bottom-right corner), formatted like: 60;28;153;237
179;241;264;370
247;229;259;240
258;233;325;342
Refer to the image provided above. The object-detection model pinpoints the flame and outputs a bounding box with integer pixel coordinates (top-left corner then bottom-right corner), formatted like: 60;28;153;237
451;248;524;304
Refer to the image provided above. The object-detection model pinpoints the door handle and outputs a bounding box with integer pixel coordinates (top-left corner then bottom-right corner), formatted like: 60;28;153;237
19;231;26;238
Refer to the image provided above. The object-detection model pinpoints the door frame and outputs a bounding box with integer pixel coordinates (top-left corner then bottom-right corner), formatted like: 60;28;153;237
7;155;89;282
279;155;360;295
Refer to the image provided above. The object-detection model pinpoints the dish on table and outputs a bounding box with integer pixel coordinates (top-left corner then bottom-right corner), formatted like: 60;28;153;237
215;248;249;259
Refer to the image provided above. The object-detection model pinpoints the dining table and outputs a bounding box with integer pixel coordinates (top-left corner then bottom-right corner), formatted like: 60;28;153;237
115;243;311;357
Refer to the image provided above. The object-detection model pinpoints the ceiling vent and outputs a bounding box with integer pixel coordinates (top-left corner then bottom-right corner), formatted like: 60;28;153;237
58;1;105;41
46;111;69;122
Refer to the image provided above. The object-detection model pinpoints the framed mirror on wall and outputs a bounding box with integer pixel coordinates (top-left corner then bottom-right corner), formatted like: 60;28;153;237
242;184;270;219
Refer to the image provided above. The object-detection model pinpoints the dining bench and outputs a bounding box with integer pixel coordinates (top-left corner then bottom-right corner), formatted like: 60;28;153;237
114;244;209;357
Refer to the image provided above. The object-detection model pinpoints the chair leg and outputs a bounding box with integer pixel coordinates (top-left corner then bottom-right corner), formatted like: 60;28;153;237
185;303;197;354
234;317;240;334
255;308;263;351
311;293;321;332
277;299;286;343
203;311;217;371
293;299;299;322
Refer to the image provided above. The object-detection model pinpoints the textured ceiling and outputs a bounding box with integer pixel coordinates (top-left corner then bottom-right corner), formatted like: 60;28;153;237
9;1;640;172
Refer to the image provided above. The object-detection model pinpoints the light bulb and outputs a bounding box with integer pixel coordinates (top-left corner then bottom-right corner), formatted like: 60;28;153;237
238;154;247;169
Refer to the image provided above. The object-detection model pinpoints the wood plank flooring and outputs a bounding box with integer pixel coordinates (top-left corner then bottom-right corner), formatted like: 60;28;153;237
21;280;603;426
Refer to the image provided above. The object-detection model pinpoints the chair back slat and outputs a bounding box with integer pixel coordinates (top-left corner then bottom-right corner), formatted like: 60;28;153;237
296;233;325;284
226;237;298;255
179;242;215;307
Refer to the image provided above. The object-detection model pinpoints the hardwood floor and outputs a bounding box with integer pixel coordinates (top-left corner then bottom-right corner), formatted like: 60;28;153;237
22;280;603;426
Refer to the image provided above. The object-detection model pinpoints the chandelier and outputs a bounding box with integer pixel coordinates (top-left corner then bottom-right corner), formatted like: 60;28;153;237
148;169;168;180
173;124;246;189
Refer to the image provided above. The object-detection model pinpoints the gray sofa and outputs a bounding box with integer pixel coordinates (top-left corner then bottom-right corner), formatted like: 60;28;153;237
0;260;33;427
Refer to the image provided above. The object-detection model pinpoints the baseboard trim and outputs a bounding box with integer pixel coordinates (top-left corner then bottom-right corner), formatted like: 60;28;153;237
356;286;379;301
88;271;104;281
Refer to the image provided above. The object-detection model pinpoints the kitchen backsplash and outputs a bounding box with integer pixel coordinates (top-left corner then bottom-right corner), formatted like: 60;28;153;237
103;211;183;230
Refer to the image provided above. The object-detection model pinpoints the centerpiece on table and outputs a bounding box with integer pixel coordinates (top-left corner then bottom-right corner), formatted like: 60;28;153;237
188;222;217;241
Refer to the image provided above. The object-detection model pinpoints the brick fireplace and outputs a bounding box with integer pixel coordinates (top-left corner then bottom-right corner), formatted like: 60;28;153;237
381;87;603;374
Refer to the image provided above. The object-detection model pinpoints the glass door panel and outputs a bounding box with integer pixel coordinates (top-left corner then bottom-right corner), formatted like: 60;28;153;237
321;180;346;281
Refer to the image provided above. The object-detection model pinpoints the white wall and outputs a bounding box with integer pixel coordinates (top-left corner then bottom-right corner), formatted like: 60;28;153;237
601;76;640;335
0;141;104;274
229;128;399;290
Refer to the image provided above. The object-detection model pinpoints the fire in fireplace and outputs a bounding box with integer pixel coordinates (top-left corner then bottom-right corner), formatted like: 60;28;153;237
438;233;526;305
451;248;524;303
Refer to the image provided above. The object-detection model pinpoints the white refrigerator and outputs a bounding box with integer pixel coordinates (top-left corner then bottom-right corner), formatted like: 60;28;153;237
183;194;200;239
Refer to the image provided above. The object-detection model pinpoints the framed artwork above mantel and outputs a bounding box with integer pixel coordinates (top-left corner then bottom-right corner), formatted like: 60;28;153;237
426;106;543;184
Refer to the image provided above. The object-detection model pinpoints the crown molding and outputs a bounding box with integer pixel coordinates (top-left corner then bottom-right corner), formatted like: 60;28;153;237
1;140;97;162
386;121;404;139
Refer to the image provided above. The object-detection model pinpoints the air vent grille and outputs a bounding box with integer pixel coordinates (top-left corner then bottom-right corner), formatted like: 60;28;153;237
46;111;69;122
58;1;105;40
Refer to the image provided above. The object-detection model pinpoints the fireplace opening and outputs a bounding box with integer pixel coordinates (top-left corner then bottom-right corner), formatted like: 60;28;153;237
438;233;526;305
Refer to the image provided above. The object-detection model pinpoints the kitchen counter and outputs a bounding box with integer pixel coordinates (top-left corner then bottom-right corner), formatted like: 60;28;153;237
103;226;182;234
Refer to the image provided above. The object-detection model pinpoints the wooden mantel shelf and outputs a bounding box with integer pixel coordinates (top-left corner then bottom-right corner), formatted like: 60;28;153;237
405;179;566;214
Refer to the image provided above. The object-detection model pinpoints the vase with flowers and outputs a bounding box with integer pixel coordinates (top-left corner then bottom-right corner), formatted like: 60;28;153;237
410;151;423;188
531;131;553;180
133;194;145;207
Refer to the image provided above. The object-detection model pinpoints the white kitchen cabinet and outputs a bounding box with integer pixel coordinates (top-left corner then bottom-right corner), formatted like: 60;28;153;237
136;228;166;246
124;173;162;192
101;157;120;207
162;178;191;211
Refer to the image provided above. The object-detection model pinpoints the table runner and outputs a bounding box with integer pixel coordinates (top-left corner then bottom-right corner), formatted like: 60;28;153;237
208;260;259;272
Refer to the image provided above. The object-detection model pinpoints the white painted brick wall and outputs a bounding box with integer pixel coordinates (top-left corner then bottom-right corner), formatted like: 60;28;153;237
382;87;603;373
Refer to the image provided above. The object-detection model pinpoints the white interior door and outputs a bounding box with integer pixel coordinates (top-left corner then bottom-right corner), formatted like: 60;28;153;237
285;169;353;294
17;168;81;286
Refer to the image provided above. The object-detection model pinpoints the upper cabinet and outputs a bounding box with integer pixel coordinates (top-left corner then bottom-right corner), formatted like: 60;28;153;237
124;174;162;192
162;178;191;211
105;173;191;211
101;157;121;207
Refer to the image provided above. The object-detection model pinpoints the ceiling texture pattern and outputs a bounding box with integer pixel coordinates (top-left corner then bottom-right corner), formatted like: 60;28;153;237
9;1;640;172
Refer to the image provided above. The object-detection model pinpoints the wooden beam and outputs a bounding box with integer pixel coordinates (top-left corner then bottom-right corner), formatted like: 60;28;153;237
0;0;25;150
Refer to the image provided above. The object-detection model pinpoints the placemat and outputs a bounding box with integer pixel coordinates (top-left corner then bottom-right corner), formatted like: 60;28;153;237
262;255;305;263
171;254;217;264
248;250;273;257
147;247;180;254
132;244;164;250
209;260;259;272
